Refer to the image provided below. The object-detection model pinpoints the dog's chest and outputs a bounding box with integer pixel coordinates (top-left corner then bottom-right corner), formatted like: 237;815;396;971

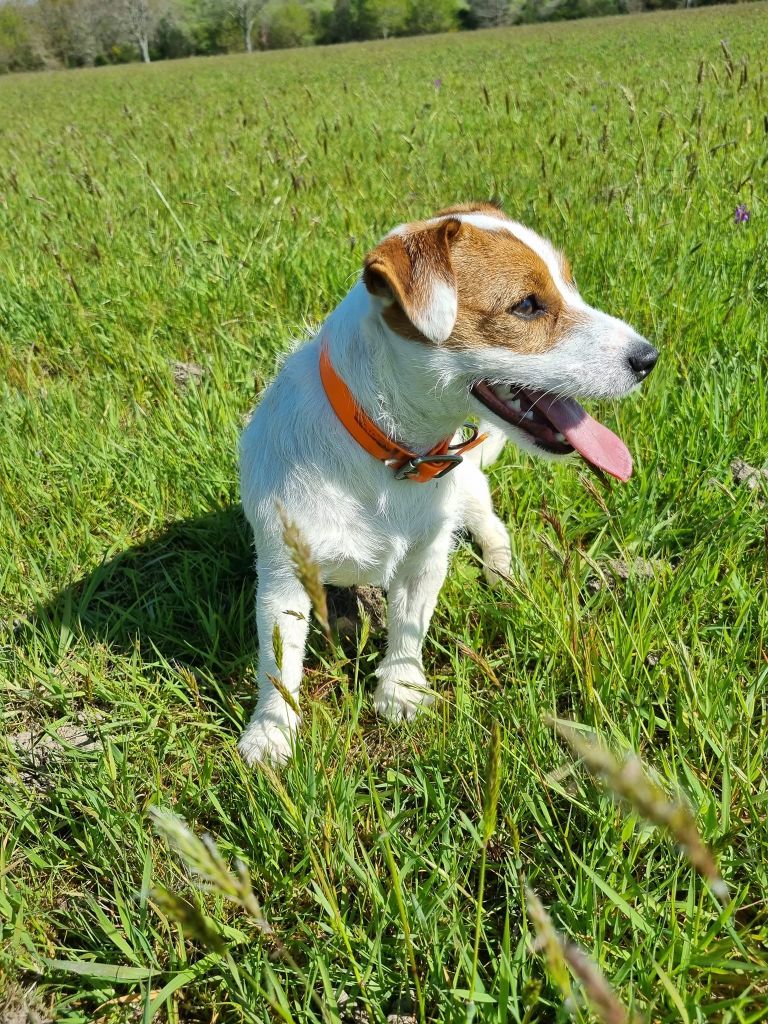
316;479;459;587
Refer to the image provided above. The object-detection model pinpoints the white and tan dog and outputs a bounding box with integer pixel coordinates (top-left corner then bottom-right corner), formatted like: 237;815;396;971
238;203;657;764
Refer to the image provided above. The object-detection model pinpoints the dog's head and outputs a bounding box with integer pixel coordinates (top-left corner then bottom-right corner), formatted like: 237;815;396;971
362;203;658;480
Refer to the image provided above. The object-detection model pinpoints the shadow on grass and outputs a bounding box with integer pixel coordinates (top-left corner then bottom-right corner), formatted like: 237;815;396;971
30;505;382;688
34;506;258;680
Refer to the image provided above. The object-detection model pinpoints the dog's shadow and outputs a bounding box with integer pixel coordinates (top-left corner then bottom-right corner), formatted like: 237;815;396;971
33;508;258;694
30;506;383;708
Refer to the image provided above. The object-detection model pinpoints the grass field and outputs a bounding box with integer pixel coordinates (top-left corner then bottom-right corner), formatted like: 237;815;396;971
2;4;768;1021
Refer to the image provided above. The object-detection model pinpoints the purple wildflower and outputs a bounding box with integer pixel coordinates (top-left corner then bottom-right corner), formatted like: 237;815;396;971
734;203;750;224
433;78;442;91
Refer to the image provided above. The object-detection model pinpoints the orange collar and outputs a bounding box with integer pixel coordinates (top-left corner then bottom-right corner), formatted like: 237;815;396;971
319;340;487;483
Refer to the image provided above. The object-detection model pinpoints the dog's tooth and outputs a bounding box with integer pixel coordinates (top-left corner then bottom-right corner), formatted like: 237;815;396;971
523;410;534;421
508;399;521;412
555;432;565;442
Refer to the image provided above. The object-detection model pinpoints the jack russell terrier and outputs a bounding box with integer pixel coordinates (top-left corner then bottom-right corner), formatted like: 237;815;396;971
238;202;658;764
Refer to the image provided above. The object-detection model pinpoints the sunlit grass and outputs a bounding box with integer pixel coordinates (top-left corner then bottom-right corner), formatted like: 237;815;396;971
2;4;767;1021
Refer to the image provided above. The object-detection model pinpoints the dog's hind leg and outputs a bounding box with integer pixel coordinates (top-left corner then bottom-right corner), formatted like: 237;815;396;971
459;462;511;587
373;531;453;722
238;560;311;766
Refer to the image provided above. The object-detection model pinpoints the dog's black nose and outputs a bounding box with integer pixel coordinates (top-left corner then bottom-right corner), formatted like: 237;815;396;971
627;342;659;381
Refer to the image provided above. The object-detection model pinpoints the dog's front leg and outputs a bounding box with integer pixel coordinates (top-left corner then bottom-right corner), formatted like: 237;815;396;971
238;563;311;765
373;533;452;722
460;462;512;587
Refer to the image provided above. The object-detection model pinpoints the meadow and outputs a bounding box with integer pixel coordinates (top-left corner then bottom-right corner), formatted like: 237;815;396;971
1;4;767;1021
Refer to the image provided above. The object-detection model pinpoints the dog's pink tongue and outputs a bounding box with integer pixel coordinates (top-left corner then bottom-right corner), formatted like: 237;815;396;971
536;392;633;482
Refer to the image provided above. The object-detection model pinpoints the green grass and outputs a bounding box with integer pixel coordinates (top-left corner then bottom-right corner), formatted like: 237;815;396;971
1;4;767;1021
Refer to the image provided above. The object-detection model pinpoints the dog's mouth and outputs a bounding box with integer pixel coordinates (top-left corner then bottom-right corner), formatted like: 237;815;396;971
470;381;633;481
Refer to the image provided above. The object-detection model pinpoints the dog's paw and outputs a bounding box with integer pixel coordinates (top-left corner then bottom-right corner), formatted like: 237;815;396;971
481;538;512;586
373;679;435;722
238;715;297;766
479;521;512;586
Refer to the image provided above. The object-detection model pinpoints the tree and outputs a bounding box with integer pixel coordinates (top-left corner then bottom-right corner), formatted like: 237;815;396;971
122;0;151;61
364;0;409;37
228;0;265;51
119;0;176;61
405;0;461;34
466;0;521;26
0;3;45;72
34;0;133;66
37;0;95;65
264;0;312;46
324;0;353;41
179;0;235;54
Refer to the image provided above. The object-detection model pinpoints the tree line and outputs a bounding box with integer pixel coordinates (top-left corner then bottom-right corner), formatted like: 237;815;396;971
0;0;754;73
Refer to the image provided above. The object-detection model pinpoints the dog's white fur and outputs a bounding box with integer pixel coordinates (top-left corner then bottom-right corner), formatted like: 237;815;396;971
238;212;650;764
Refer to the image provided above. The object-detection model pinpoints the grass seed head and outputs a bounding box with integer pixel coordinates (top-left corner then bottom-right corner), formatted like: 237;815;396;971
524;887;572;1000
267;672;301;717
482;722;502;844
548;718;728;902
150;808;272;931
272;622;283;672
152;886;227;953
563;939;634;1024
526;887;636;1024
276;502;332;644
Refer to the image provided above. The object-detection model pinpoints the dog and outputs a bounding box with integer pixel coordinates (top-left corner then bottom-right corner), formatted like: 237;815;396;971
238;202;658;764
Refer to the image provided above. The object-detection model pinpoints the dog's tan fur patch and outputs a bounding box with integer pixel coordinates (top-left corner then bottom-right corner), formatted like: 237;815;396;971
434;201;509;220
447;223;586;354
561;255;575;286
363;212;584;353
363;218;460;342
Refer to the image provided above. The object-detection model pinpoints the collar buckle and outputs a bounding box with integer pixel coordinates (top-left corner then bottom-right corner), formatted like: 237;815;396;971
394;453;463;481
448;421;480;450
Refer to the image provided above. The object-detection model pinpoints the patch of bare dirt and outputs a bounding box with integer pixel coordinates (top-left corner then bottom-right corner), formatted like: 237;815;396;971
169;359;205;389
0;985;51;1024
586;555;672;594
8;719;103;793
731;458;768;491
327;585;387;642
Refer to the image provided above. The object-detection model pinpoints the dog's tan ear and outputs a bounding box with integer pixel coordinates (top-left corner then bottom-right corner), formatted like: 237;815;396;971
362;218;461;343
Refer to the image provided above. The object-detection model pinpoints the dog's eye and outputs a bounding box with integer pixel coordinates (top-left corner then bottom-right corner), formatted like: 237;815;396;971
508;295;545;319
